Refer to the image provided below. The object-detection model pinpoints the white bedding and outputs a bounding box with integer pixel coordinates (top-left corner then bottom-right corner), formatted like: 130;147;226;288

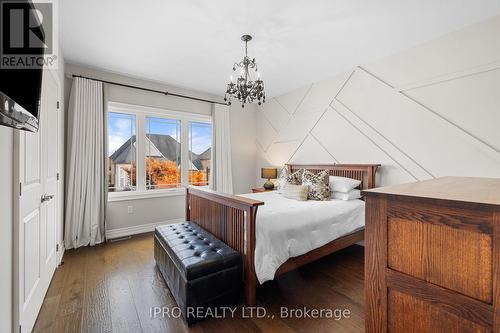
240;191;365;284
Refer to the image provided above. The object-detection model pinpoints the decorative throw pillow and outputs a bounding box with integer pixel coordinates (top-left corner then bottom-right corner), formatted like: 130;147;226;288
302;170;331;201
329;176;361;193
277;167;303;193
282;184;309;201
288;169;304;184
276;167;289;193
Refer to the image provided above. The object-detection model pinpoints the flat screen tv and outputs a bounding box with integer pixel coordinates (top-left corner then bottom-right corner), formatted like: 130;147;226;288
0;0;44;133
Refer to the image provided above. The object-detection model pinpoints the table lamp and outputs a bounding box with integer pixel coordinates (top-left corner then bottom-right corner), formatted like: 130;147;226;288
261;167;278;190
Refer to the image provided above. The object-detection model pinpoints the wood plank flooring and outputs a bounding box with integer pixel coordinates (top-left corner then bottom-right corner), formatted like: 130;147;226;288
33;234;365;333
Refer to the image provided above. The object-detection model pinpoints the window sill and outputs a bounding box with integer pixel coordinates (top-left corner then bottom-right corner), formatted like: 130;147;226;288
108;188;186;202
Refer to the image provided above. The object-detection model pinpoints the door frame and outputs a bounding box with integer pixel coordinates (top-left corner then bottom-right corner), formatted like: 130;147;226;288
12;68;63;333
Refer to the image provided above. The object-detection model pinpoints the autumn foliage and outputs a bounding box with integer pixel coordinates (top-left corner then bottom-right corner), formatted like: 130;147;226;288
126;158;208;188
189;169;209;186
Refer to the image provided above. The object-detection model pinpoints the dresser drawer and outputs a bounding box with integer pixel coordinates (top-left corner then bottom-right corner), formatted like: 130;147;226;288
387;201;493;303
388;290;490;333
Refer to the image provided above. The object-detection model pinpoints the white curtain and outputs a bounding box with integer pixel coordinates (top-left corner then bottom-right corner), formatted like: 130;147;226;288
210;104;233;194
65;77;106;249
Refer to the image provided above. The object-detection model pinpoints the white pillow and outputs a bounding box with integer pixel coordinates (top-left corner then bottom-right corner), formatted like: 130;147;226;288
329;176;361;193
331;189;362;201
282;184;309;201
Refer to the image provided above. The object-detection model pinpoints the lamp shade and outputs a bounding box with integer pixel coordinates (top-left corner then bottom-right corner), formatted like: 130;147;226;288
261;167;277;179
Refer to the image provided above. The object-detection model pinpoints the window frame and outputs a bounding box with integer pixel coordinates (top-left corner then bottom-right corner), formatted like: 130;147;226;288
107;111;138;194
145;116;182;190
188;121;213;187
107;102;212;202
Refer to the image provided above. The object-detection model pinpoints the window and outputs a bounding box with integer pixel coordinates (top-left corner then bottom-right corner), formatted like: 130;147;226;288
108;112;136;192
145;117;181;189
189;122;212;186
107;102;212;200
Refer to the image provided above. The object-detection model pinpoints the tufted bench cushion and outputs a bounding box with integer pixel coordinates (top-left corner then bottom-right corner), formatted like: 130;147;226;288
154;221;240;323
155;222;240;280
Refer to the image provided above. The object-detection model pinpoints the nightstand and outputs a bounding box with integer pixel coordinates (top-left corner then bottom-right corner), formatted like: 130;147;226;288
251;187;274;193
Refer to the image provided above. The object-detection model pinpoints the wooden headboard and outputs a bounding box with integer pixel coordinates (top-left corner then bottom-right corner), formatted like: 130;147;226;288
286;163;380;190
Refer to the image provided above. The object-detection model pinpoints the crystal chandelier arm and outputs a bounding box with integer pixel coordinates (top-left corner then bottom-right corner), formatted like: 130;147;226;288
233;61;244;70
247;58;257;70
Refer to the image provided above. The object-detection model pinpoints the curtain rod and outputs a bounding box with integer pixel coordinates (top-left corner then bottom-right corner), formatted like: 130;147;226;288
71;74;228;106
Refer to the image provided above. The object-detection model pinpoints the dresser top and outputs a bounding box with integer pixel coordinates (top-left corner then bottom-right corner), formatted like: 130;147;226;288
363;177;500;206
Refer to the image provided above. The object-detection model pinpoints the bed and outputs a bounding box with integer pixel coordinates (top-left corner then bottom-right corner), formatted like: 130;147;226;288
241;190;366;284
185;163;380;305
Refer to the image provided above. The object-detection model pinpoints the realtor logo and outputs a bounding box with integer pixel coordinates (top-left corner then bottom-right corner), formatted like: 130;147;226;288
1;0;58;69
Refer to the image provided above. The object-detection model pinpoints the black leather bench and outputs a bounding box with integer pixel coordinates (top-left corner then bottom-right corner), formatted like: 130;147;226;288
154;221;240;324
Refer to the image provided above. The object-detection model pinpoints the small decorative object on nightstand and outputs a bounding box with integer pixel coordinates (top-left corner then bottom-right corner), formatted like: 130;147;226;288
261;167;277;190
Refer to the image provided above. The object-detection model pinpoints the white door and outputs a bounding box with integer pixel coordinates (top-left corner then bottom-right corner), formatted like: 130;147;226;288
15;69;60;333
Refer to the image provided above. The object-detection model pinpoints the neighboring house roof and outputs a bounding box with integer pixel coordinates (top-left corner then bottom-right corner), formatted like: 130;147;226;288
191;148;211;170
148;134;183;161
109;135;137;164
110;134;186;164
197;148;211;160
110;134;210;171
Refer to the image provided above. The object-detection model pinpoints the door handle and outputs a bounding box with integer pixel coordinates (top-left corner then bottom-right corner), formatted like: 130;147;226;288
41;194;55;203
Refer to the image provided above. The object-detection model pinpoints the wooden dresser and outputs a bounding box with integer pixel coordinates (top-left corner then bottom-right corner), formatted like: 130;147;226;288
363;177;500;333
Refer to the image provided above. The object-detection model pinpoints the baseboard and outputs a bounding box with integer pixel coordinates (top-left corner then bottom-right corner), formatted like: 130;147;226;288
57;245;65;265
106;218;185;239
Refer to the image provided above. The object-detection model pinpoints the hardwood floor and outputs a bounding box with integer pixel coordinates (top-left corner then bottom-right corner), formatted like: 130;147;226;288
33;234;365;333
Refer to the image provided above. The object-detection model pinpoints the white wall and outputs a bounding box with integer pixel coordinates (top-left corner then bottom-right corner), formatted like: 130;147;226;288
64;64;257;234
255;15;500;186
0;127;13;333
230;103;257;194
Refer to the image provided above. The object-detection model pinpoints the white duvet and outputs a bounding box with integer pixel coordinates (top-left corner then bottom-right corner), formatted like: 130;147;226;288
239;191;365;284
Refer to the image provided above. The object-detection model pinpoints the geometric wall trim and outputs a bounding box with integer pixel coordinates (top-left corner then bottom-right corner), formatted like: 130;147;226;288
330;100;432;181
405;68;500;154
310;107;417;186
289;134;337;165
276;85;311;115
295;71;352;116
256;106;278;151
363;15;500;90
273;109;324;144
259;98;291;133
337;69;500;179
256;15;500;187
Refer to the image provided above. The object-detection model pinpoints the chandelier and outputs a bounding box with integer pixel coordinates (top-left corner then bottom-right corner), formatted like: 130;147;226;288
224;35;265;108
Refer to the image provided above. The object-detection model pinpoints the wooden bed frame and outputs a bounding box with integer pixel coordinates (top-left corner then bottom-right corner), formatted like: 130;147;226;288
185;163;380;305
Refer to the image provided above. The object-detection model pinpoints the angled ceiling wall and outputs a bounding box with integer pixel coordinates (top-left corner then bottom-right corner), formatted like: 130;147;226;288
255;15;500;187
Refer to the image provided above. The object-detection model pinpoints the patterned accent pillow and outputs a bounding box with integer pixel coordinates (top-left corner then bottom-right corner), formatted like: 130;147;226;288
277;167;304;193
302;170;331;201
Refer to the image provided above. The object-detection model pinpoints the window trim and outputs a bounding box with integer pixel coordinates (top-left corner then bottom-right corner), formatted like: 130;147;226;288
107;102;212;201
108;188;186;202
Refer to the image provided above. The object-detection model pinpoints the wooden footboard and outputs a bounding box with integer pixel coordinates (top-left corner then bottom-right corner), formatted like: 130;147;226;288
186;187;264;305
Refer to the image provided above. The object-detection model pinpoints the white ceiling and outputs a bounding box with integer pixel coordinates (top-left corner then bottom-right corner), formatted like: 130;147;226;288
61;0;500;97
